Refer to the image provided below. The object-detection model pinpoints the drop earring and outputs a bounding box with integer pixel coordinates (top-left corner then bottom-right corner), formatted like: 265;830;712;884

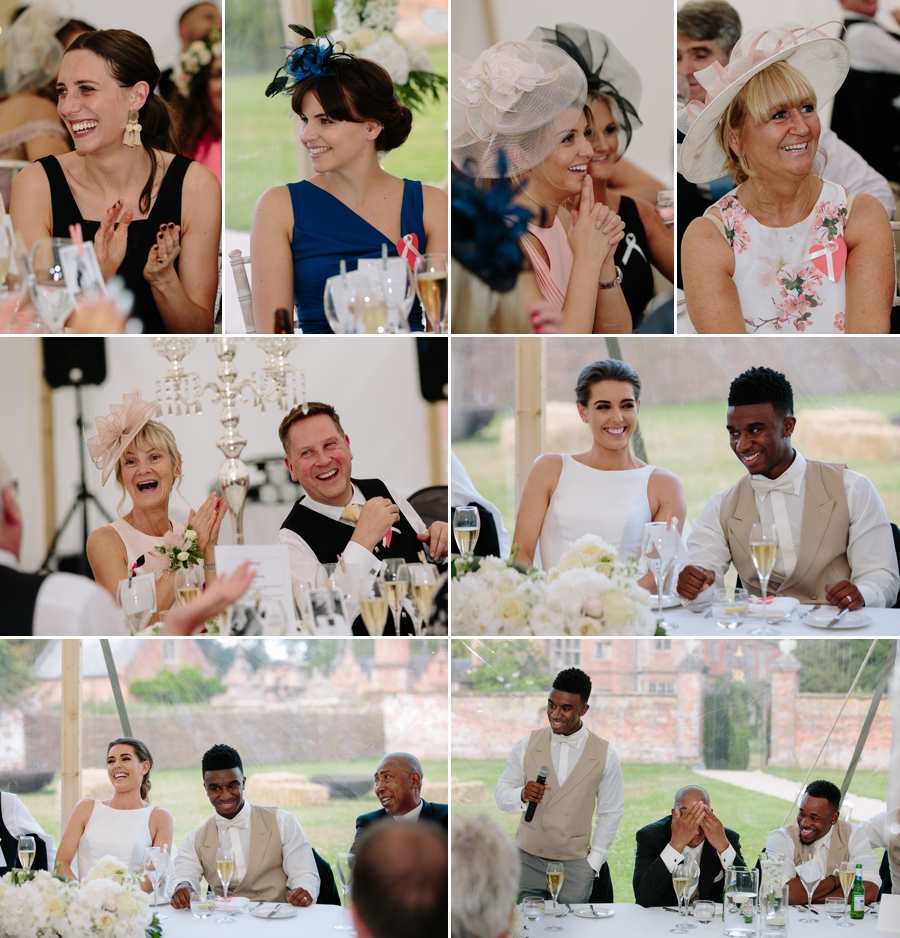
123;109;141;147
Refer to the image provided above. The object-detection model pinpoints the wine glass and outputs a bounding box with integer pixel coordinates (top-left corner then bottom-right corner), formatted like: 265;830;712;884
453;506;480;555
334;852;355;933
143;847;169;920
382;558;409;635
349;274;388;334
117;576;157;634
405;563;437;636
642;521;680;631
28;237;74;332
657;190;675;228
671;859;692;933
711;587;750;630
215;845;236;925
323;272;356;334
17;835;35;871
798;859;822;924
358;257;415;333
358;577;390;636
413;252;448;333
835;861;855;927
749;523;779;635
545;861;565;930
174;565;204;607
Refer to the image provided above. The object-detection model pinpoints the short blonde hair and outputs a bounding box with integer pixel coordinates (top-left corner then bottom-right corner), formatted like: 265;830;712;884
114;420;182;513
715;61;818;185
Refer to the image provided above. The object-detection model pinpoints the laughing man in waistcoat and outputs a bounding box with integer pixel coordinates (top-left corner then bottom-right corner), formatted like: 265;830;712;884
678;367;899;611
351;752;448;856
275;402;448;635
171;744;319;909
495;668;624;905
633;785;744;907
766;779;880;904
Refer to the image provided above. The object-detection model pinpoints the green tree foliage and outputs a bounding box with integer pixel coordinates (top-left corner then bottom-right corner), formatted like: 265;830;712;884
455;640;550;694
794;640;893;694
241;640;271;673
129;667;226;705
0;641;37;706
197;642;237;678
703;676;758;771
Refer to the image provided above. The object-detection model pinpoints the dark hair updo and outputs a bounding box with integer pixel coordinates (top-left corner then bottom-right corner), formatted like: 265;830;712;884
107;737;154;800
574;359;642;407
66;30;181;213
291;58;413;152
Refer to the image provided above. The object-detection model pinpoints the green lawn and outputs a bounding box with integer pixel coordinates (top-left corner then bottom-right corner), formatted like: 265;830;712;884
764;766;889;803
451;762;885;904
17;758;447;873
453;392;900;541
224;47;448;231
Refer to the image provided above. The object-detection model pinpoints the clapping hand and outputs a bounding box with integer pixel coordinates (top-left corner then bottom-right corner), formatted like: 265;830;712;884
568;175;626;266
144;223;182;285
188;492;226;554
94;201;133;280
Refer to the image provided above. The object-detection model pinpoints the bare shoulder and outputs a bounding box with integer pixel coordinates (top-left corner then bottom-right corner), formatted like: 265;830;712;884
12;159;52;194
254;184;294;222
648;466;685;496
422;183;447;207
86;524;126;566
71;798;96;820
682;214;734;269
183;159;220;197
150;805;174;822
530;453;564;485
845;192;891;244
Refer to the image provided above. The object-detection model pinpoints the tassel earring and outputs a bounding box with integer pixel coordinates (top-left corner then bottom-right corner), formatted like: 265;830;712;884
123;109;141;147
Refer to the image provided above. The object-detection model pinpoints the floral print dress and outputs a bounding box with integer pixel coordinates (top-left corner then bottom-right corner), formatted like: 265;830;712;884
707;180;849;333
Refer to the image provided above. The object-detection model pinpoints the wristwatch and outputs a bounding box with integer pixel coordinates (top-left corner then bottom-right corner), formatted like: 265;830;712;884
599;266;623;290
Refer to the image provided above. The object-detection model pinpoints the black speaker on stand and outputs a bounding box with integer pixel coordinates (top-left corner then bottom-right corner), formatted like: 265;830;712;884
41;338;112;577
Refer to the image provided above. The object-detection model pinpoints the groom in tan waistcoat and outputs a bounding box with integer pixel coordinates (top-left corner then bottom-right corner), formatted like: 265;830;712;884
495;668;623;905
678;367;899;610
171;744;320;909
766;780;880;905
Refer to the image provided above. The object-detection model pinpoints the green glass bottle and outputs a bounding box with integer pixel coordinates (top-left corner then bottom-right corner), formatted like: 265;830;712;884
849;863;865;919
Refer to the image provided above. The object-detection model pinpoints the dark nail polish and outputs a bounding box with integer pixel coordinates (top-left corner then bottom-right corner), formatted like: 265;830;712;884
168;223;175;229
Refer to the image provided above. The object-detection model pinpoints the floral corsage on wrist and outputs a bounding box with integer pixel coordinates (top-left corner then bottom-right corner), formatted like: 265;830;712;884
152;526;205;572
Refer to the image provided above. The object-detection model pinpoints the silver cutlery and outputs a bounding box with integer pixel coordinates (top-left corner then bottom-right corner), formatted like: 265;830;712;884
824;607;850;629
266;903;282;918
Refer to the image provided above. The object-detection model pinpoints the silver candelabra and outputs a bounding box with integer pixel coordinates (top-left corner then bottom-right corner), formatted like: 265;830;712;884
152;337;306;544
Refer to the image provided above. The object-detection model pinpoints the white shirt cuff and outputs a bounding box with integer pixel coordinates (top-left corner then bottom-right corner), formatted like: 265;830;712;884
342;540;383;576
661;843;684;873
719;844;736;869
587;849;604;873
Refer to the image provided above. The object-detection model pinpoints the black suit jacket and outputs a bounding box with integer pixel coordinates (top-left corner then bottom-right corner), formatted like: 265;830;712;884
351;799;448;855
633;816;744;907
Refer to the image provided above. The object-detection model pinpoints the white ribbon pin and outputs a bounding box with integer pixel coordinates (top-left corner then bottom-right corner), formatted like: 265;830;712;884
621;232;646;265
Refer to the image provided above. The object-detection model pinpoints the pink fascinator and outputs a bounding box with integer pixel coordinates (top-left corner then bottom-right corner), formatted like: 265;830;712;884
86;390;159;486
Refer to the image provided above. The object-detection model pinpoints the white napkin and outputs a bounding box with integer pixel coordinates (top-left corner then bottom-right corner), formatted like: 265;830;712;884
214;895;250;912
747;596;799;619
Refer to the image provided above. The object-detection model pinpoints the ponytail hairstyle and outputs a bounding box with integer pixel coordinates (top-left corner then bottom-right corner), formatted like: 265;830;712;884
66;30;182;213
107;737;154;800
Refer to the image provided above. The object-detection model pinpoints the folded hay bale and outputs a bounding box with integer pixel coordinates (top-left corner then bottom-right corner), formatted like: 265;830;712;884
451;778;487;805
246;772;329;807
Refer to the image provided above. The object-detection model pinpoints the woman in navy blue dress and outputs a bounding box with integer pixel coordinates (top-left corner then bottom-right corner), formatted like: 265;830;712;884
251;30;447;334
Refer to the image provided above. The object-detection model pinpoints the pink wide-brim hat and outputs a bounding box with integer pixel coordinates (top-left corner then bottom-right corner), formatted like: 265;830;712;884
86;390;159;486
678;23;849;184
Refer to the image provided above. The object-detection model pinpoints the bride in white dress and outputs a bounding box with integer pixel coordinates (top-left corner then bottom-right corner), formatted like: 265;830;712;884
513;359;686;590
56;738;173;891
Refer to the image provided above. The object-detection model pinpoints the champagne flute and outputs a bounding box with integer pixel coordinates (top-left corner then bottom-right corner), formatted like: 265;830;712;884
349;274;388;334
358;257;414;333
142;847;168;920
382;559;409;635
17;835;35;871
642;521;680;631
215;845;236;925
358;577;390;636
671;860;691;934
453;506;480;555
117;576;157;634
836;861;855;927
334;852;355;933
545;861;565;931
174;564;204;607
405;563;437;636
798;860;822;924
414;252;448;333
749;523;779;636
28;237;75;333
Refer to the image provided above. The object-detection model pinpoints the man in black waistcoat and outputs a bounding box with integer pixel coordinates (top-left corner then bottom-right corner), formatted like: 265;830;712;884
275;402;448;635
0;791;55;875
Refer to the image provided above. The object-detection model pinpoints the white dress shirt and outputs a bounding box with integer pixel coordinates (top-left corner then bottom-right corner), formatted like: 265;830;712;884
860;810;895;851
819;128;896;218
450;452;511;560
0;549;127;637
393;801;424;823
684;453;899;609
766;823;881;887
172;801;320;900
276;482;428;591
659;837;736;877
844;16;900;74
495;724;625;873
0;791;56;869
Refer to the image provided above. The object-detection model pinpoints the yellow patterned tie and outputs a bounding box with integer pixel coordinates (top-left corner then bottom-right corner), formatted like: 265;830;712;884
340;504;361;523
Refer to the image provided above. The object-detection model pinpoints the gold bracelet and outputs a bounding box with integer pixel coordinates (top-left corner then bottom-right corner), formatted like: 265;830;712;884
599;265;623;290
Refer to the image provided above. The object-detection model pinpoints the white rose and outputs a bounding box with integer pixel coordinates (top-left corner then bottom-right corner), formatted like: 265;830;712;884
359;35;410;85
570;616;599;636
478;556;507;573
584;596;603;617
177;551;190;562
184;528;198;541
493;595;529;629
602;590;635;627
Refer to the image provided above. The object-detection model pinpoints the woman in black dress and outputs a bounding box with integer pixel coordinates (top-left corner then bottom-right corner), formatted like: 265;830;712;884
11;29;220;334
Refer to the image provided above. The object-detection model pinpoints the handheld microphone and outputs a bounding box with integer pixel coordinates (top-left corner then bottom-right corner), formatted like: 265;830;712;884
524;764;550;823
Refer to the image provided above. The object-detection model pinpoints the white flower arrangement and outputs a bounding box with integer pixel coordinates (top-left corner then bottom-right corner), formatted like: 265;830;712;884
172;27;222;98
452;536;660;636
0;861;158;938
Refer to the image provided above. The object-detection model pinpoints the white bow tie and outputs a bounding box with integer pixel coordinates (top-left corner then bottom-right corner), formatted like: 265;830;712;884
749;473;796;497
552;733;580;748
215;814;249;831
